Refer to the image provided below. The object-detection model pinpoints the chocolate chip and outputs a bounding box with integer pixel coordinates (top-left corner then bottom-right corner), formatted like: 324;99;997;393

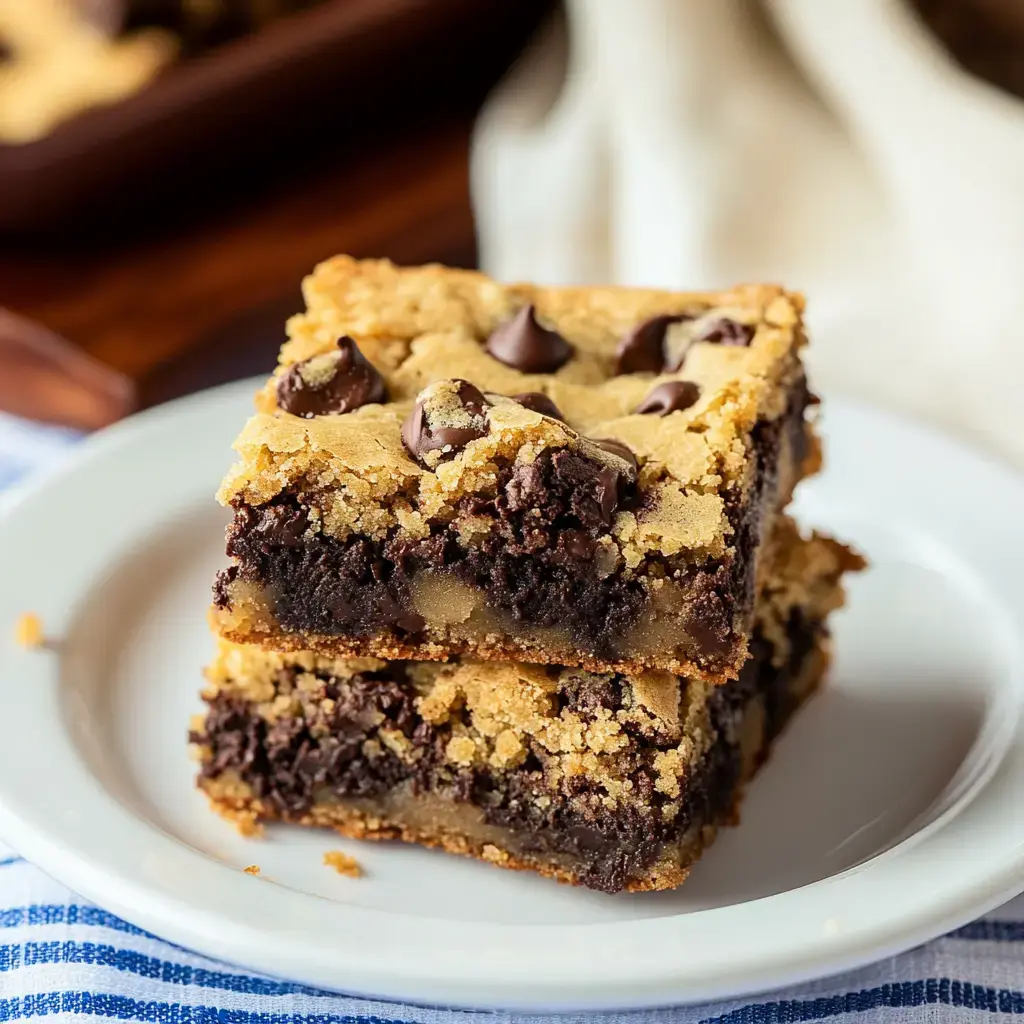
485;305;573;373
585;439;639;523
614;315;691;375
695;317;755;346
276;336;387;418
592;438;639;477
0;37;12;63
512;392;565;421
635;381;701;416
401;380;490;466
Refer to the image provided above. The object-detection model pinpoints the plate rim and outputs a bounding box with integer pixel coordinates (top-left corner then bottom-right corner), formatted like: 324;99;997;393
1;379;1024;1011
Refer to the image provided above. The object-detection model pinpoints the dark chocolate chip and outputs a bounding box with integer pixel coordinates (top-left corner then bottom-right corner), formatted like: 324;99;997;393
374;591;426;634
253;504;309;548
695;317;755;347
397;609;427;633
614;315;691;375
635;380;701;416
401;380;490;466
592;438;639;477
276;336;387;418
588;439;639;523
0;37;12;63
485;305;573;373
512;391;565;421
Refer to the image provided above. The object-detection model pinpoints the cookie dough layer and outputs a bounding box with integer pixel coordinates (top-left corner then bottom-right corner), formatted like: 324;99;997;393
195;523;861;893
212;257;820;680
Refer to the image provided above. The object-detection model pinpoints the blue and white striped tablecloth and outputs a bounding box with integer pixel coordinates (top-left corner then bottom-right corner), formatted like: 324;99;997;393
1;410;1024;1022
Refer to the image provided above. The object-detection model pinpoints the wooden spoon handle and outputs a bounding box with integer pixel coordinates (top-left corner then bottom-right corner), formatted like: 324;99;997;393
0;308;136;431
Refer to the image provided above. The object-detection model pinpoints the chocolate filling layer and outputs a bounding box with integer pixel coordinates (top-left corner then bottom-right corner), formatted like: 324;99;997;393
197;616;817;893
216;378;811;666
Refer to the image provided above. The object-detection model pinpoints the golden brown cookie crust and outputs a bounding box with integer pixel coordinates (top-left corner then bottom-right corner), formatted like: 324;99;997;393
220;257;809;541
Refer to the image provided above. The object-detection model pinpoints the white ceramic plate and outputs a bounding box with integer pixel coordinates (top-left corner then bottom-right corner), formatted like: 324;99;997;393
1;380;1024;1012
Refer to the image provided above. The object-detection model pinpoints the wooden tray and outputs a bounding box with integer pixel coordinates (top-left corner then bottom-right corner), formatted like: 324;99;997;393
0;0;548;235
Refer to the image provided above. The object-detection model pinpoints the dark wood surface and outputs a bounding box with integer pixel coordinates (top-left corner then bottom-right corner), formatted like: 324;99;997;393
0;118;477;429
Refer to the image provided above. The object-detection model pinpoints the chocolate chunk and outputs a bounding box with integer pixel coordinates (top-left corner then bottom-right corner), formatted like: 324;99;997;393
695;317;755;347
586;439;639;523
374;591;426;634
226;504;309;558
212;565;238;608
553;529;597;565
485;305;573;373
397;609;427;634
253;504;309;548
512;391;565;421
614;315;691;375
592;438;639;477
402;379;490;466
503;461;547;514
635;380;701;416
276;336;387;418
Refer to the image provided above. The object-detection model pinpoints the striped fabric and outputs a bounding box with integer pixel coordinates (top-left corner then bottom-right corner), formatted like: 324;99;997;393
1;414;1023;1022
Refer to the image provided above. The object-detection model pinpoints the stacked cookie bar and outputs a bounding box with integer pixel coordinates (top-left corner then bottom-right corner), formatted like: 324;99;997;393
194;257;862;893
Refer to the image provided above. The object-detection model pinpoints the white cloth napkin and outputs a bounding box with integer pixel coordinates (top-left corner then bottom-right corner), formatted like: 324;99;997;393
472;0;1024;469
1;414;1024;1019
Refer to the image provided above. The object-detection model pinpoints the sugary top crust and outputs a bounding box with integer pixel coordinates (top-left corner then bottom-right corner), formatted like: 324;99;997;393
218;257;808;553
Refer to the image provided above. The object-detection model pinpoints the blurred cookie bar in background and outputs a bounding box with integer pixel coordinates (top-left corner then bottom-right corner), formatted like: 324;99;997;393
0;0;327;144
75;0;323;53
0;0;175;143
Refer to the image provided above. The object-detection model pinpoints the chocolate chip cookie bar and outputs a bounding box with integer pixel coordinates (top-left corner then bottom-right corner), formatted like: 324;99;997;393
0;0;176;144
196;518;861;893
212;257;820;681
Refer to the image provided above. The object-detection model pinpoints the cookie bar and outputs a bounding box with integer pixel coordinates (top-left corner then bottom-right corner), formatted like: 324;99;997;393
76;0;323;52
0;0;175;144
211;257;820;681
196;519;861;893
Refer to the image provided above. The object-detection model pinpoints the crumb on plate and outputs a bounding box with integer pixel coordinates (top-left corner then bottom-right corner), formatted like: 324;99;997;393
242;864;260;875
323;850;362;878
14;612;44;649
